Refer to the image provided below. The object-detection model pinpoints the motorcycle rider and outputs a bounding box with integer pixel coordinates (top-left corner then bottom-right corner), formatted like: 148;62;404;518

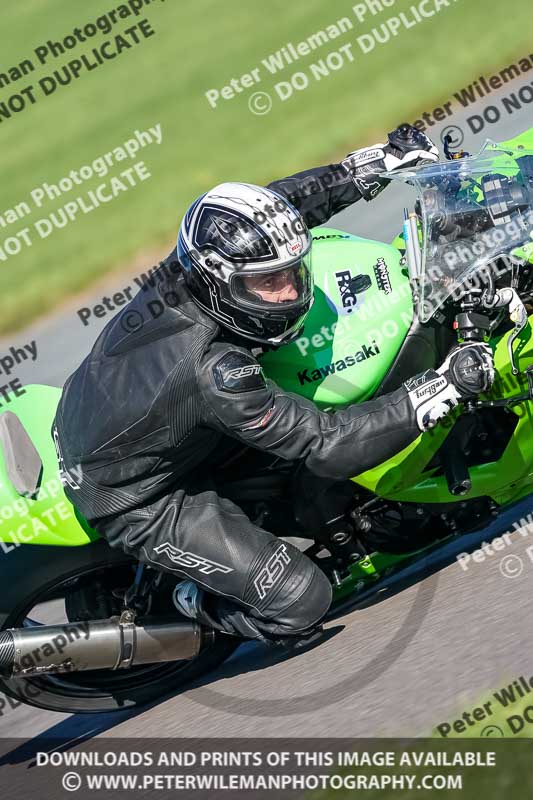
53;124;494;648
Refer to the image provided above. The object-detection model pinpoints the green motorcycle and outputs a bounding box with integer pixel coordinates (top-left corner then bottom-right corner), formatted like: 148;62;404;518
1;130;533;714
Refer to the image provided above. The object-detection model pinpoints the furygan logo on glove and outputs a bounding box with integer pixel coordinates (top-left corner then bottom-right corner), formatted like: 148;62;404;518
413;376;447;400
343;147;385;168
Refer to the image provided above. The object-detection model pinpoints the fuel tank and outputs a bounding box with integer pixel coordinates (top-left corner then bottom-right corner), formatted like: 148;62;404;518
258;227;414;407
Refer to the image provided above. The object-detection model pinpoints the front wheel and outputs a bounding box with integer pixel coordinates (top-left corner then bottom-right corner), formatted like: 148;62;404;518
0;540;239;714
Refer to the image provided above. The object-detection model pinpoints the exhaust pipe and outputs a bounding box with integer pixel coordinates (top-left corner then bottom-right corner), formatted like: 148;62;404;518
0;615;205;678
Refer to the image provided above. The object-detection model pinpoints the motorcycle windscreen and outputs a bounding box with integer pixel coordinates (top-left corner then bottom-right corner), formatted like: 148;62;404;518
388;142;533;321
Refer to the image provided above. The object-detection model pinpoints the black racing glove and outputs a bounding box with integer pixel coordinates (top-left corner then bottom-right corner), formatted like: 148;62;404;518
341;123;439;201
404;343;494;432
437;342;495;400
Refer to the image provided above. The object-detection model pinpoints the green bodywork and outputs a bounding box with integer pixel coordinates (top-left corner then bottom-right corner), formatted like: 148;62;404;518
259;230;413;406
262;128;533;513
0;385;97;549
2;130;533;603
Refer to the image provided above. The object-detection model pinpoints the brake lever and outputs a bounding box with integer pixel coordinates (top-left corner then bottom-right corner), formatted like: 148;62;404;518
507;305;527;375
482;287;528;374
474;364;533;409
507;293;528;375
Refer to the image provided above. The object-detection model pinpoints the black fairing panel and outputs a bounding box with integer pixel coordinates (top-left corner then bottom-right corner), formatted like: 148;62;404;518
373;316;455;396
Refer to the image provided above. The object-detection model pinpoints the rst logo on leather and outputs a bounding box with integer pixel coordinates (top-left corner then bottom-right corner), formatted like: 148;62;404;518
153;542;234;575
254;543;291;600
214;351;266;394
297;341;380;385
335;269;371;314
226;364;263;381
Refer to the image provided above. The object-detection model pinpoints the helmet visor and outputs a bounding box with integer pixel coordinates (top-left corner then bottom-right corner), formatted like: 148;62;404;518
230;251;313;312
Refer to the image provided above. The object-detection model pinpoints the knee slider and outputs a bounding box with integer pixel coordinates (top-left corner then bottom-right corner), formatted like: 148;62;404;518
282;562;332;632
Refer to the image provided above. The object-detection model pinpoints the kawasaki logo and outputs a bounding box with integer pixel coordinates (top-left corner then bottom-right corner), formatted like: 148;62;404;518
297;341;380;385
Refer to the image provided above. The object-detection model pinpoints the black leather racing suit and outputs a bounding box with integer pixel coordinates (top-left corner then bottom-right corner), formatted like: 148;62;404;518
53;162;422;642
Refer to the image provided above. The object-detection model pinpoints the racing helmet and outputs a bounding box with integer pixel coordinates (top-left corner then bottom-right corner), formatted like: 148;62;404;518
177;182;313;344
